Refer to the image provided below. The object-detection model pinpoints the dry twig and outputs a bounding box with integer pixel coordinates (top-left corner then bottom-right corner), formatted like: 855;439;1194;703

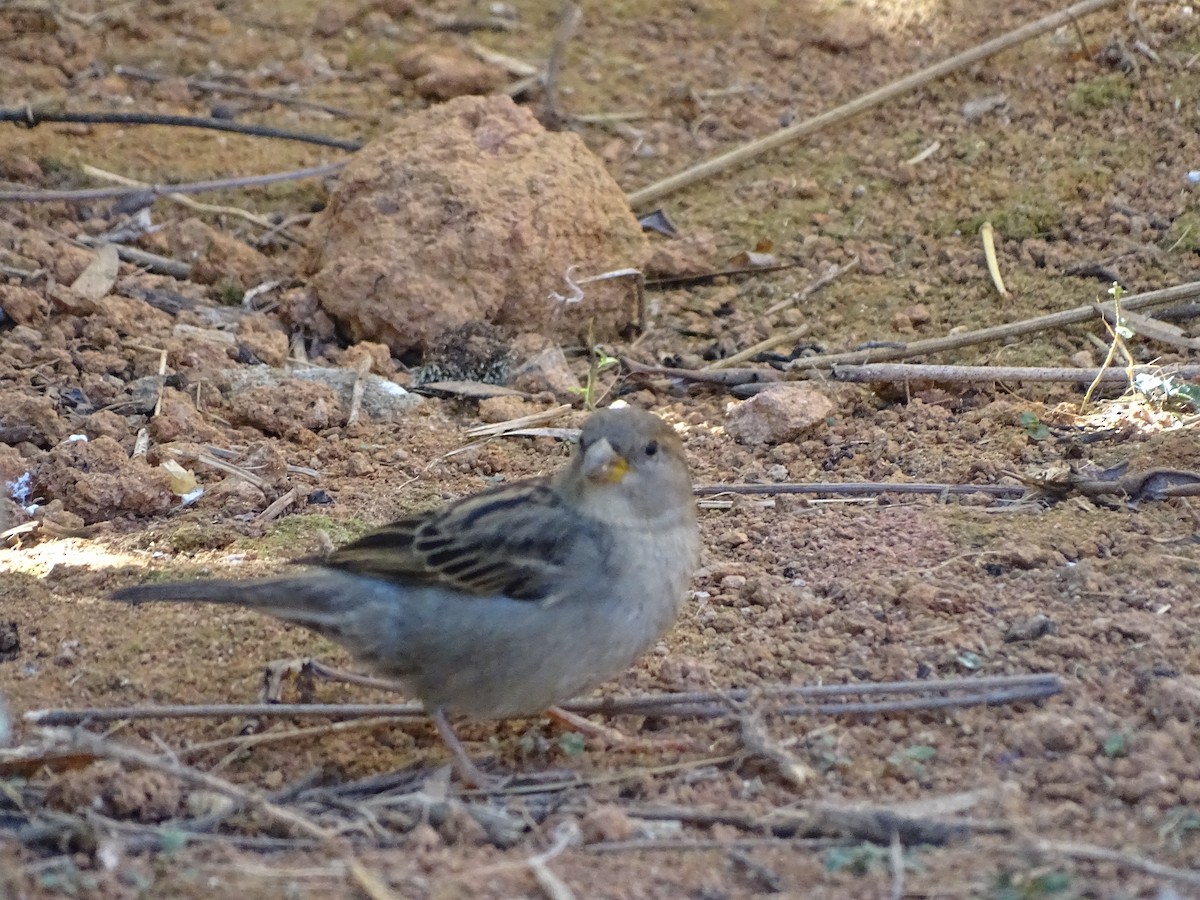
829;362;1200;384
25;673;1061;726
787;280;1200;371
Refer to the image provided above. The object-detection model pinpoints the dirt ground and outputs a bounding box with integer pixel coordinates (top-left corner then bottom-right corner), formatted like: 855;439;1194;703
2;0;1200;897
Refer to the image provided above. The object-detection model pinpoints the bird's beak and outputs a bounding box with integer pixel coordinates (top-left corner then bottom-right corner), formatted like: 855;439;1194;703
582;437;630;483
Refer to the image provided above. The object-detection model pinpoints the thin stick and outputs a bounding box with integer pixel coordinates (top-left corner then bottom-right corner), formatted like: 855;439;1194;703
345;356;372;426
77;236;191;278
0;161;345;204
256;487;300;523
587;836;847;853
0;107;362;152
80;164;302;244
829;363;1200;384
180;716;410;756
694;481;1024;498
1025;837;1200;888
542;2;582;124
622;357;783;386
112;65;358;118
345;858;403;900
626;0;1121;207
787;280;1200;370
466;404;573;437
25;673;1060;725
762;257;860;317
189;450;273;491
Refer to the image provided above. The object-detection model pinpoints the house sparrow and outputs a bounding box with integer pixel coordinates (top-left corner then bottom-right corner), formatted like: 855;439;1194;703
112;407;700;782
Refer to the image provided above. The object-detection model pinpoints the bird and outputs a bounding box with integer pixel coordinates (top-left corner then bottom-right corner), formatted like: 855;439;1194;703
112;406;701;784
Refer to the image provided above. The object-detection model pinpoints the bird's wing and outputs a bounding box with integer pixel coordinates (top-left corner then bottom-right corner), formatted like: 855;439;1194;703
317;480;605;602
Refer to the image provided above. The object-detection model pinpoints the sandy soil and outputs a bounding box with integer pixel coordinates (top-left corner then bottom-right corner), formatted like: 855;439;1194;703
2;0;1199;897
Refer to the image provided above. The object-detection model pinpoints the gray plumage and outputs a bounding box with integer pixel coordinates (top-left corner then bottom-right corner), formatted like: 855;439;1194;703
112;407;700;721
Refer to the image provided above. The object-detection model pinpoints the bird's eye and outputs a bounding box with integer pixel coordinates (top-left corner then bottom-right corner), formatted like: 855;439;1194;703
644;440;659;457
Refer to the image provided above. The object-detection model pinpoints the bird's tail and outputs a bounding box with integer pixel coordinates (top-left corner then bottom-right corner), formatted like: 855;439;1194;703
110;574;369;636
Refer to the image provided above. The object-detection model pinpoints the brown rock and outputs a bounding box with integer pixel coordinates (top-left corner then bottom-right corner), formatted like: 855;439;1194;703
236;315;289;366
312;4;351;37
226;379;345;437
33;436;174;523
104;769;183;822
399;48;505;101
220;367;420;425
308;95;648;356
644;240;716;279
580;804;635;843
477;395;542;423
341;340;395;376
0;284;47;326
508;346;581;402
0;153;43;181
2;394;67;447
165;218;272;289
1146;674;1200;723
724;384;834;445
150;390;227;444
82;410;132;443
199;476;268;517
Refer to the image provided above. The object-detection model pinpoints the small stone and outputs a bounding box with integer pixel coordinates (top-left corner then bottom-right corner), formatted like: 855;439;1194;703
104;770;182;822
402;49;506;101
200;477;268;517
581;804;635;843
478;395;540;423
165;218;272;289
342;341;395;376
1031;713;1082;753
0;284;48;326
1003;613;1057;643
508;346;581;402
724;384;833;445
186;790;236;818
1113;772;1172;804
904;303;931;326
1146;675;1200;724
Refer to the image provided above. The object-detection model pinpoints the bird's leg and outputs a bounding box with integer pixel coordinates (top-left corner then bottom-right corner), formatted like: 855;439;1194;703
546;706;694;752
432;707;499;790
260;661;497;788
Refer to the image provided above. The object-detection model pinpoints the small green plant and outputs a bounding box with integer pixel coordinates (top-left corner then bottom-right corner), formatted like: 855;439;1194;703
1066;73;1133;113
886;744;936;780
991;868;1073;899
1102;730;1130;759
1081;283;1135;413
569;323;620;409
825;843;924;877
1018;411;1051;441
557;731;587;756
1158;807;1200;848
824;843;890;876
213;279;245;306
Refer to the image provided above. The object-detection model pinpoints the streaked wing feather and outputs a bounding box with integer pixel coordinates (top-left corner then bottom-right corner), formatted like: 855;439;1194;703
319;480;599;601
